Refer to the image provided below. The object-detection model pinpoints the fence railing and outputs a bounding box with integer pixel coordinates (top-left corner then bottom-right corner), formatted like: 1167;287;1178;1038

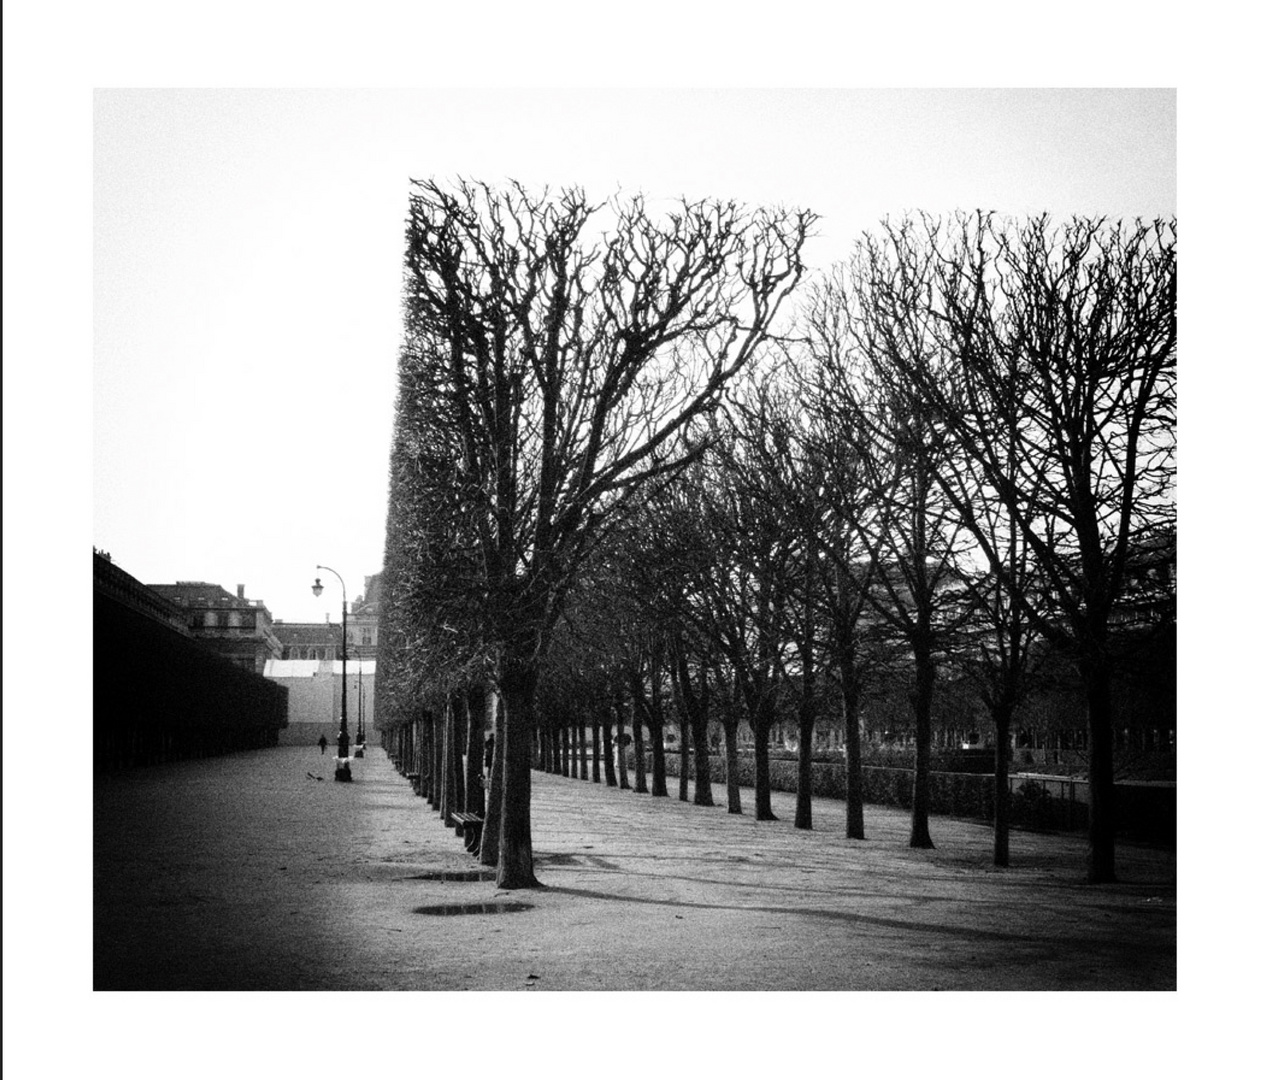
656;751;1175;844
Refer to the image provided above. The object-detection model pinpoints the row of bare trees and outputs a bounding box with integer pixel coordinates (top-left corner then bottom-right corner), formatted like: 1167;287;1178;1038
376;180;1175;888
375;179;815;888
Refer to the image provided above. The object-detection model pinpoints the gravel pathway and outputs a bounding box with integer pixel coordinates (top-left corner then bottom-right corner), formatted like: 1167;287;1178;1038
93;744;1176;990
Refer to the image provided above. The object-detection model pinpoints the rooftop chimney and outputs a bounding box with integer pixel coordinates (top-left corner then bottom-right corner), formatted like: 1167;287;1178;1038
236;584;246;599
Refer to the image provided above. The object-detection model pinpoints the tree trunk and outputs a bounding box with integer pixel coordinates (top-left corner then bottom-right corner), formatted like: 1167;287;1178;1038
691;718;713;806
993;703;1012;868
422;711;434;806
678;716;690;802
592;715;602;783
794;698;815;830
457;696;469;800
465;689;485;816
496;661;540;889
449;695;466;824
602;713;618;787
615;698;631;790
419;712;430;801
752;714;777;821
439;701;453;824
794;558;818;830
645;716;666;797
577;713;588;780
480;688;505;867
722;719;742;814
632;709;648;794
645;688;669;799
690;673;714;808
412;719;423;793
432;710;444;809
415;716;427;797
843;685;865;840
1083;654;1116;884
908;640;935;849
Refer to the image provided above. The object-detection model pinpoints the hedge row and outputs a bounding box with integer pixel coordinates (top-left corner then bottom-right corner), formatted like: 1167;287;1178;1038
658;750;1173;843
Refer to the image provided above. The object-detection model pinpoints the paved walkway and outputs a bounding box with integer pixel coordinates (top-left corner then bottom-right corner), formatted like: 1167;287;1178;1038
94;745;1175;990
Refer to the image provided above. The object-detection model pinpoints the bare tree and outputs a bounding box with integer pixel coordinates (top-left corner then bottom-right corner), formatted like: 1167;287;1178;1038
395;179;814;887
694;437;794;822
858;213;1176;882
668;624;716;806
795;273;890;840
725;379;832;830
810;249;977;849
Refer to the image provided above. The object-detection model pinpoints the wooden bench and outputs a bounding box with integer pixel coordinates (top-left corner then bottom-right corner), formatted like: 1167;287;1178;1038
451;812;484;854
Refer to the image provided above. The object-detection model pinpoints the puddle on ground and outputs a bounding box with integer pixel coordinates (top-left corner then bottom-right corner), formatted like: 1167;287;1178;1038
404;870;498;882
414;902;533;916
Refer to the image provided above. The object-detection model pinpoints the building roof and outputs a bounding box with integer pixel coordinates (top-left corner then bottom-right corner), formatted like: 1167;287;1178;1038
272;621;341;646
148;582;271;617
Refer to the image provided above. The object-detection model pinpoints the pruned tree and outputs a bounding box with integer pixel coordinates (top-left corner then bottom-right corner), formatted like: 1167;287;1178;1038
695;433;794;822
810;247;978;849
395;178;814;887
668;622;715;806
725;377;832;830
794;272;889;840
855;212;1176;882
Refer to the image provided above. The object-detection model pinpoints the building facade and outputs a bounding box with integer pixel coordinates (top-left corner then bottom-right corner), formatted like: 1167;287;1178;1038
146;581;283;675
273;620;341;660
95;552;287;768
347;572;381;659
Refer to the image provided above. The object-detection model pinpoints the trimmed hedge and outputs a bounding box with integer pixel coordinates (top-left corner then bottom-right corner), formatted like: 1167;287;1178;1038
659;750;1173;843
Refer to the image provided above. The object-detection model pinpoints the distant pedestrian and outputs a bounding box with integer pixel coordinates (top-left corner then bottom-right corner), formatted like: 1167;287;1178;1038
318;735;328;755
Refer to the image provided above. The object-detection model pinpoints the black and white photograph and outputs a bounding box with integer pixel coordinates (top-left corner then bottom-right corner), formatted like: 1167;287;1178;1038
5;2;1247;1076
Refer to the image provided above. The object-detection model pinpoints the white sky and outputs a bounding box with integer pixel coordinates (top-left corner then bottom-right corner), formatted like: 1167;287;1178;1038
4;0;1257;1067
92;87;1175;621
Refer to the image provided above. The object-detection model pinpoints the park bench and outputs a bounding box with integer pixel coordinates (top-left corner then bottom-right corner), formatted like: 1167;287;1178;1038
451;811;484;854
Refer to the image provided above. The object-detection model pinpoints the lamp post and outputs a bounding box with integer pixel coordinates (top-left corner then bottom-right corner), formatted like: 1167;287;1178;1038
312;565;351;781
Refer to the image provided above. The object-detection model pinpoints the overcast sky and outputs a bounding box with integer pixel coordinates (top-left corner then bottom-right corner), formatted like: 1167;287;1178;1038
92;88;1175;621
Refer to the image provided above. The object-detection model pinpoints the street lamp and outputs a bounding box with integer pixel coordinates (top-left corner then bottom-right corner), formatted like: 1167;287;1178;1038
312;565;351;782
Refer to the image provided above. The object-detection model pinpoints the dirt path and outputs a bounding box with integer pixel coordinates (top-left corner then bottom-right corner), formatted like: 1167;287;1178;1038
94;745;1175;990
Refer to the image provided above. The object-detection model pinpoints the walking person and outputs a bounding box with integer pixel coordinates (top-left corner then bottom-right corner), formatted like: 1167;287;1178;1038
318;735;328;755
